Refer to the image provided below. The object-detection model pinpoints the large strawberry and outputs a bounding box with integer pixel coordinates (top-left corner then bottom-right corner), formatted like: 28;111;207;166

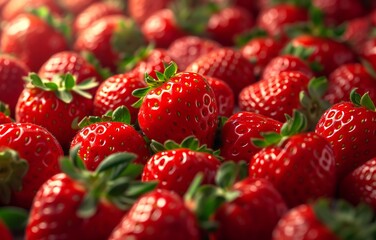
0;122;63;209
70;106;150;171
315;90;376;181
26;147;157;239
133;62;218;147
249;111;336;207
15;73;98;152
109;189;200;240
142;136;220;196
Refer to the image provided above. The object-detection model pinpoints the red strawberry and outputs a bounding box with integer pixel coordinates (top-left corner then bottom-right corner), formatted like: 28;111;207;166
342;16;372;51
15;73;99;152
186;47;256;99
205;76;234;117
168;36;221;70
58;0;98;16
220;112;282;163
93;72;147;122
249;111;336;207
0;220;12;240
142;137;220;196
26;148;156;239
0;103;13;124
70;106;150;171
272;199;376;240
109;189;200;240
340;157;376;211
360;38;376;70
134;62;218;147
315;90;376;180
128;0;171;25
0;54;30;114
0;122;63;208
207;6;254;46
0;9;69;72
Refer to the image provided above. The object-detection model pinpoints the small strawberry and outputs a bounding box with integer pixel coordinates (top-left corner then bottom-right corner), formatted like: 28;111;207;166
70;106;150;171
315;90;376;181
340;157;376;211
109;189;200;240
133;62;218;147
0;220;11;240
360;38;376;71
142;136;220;196
249;111;336;207
272;199;376;240
220;111;282;163
0;122;63;209
205;76;234;117
0;102;13;124
26;147;157;239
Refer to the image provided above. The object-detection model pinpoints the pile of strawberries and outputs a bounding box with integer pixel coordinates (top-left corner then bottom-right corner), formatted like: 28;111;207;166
0;0;376;239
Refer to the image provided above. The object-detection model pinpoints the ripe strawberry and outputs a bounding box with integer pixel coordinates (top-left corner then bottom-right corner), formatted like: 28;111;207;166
0;8;69;72
186;47;256;98
249;111;336;207
315;90;376;180
0;122;63;208
0;220;12;240
272;199;376;239
58;0;98;16
134;62;218;147
360;38;376;70
168;36;221;70
0;54;30;114
15;73;99;152
220;112;282;163
205;76;234;117
142;137;220;196
26;147;156;239
340;157;376;211
109;189;200;240
325;63;376;104
93;72;146;122
342;16;372;51
70;106;150;171
128;0;171;25
0;103;12;124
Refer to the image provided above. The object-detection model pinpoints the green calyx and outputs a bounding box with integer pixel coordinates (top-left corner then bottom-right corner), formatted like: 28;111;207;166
252;110;307;148
300;77;331;131
117;44;154;73
82;51;112;80
234;27;268;47
350;89;376;111
313;198;376;240
0;207;28;232
26;73;99;104
132;61;178;108
0;149;28;204
60;145;157;218
0;102;10;117
270;0;312;9
283;43;314;60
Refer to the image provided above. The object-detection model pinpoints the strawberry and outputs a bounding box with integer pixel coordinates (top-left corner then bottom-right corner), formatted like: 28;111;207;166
340;157;376;211
0;122;63;208
0;103;13;124
325;63;376;105
0;54;30;114
0;220;11;240
220;112;282;163
360;38;376;71
142;136;220;196
15;73;99;152
70;106;150;171
249;111;336;207
26;147;156;239
93;72;146;122
128;0;171;25
0;8;69;72
133;62;218;147
205;76;234;117
272;199;376;240
315;90;376;181
342;16;372;51
58;0;99;16
168;36;221;70
109;189;200;240
186;47;256;99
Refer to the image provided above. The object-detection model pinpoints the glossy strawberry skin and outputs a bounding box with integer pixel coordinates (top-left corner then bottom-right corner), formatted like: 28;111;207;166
360;38;376;70
315;102;376;180
325;63;376;104
213;178;288;240
109;189;200;240
239;71;311;122
26;173;126;239
205;76;234;117
220;112;282;163
0;54;30;114
71;121;150;171
0;13;69;72
138;72;218;147
128;0;171;25
249;132;336;208
142;148;220;196
0;113;12;124
186;48;256;99
93;73;146;122
340;157;376;211
0;123;63;208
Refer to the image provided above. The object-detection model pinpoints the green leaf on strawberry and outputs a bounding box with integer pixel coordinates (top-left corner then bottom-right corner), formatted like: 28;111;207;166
350;89;376;111
78;105;132;128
